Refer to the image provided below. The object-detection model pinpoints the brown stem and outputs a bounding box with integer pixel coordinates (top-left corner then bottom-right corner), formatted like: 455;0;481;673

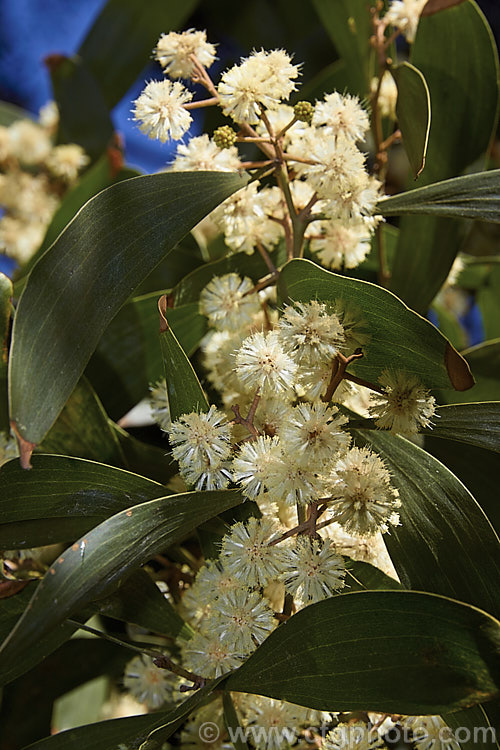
189;54;219;99
231;391;261;439
153;654;206;691
183;96;219;110
322;350;364;403
256;240;278;275
343;372;385;395
379;129;401;153
269;504;328;547
375;223;390;287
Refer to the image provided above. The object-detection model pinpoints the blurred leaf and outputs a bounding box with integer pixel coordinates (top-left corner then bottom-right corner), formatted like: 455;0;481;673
0;489;243;681
52;676;109;733
297;60;349;103
311;0;374;97
78;0;200;108
429;301;467;351
0;100;34;125
225;590;500;713
39;378;125;465
421;402;500;452
444;705;500;750
478;265;500;340
48;55;115;161
0;273;12;433
159;295;208;423
392;62;431;179
439;339;500;403
351;428;500;619
9;171;248;448
389;0;500;312
278;259;473;390
0;454;165;548
378;169;500;222
113;425;178;485
345;560;401;592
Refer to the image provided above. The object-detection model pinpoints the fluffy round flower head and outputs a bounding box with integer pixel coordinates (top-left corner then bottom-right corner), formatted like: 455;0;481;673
132;79;192;141
168;405;233;490
371;71;398;119
170;134;240;172
149;378;171;431
181;631;244;678
202;329;247;396
220;517;287;588
0;126;11;161
123;654;174;709
233;435;281;499
309;217;374;270
8;120;52;165
282;537;345;604
38;100;59;131
154;29;216;78
242;696;303;750
324;721;386;750
253;395;295;437
212;588;275;653
181;701;230;750
215;183;283;254
45;144;90;181
279;402;350;463
235;330;298;398
265;450;328;506
298;360;353;404
369;370;436;435
218;49;300;124
312;92;370;143
0;172;58;223
190;560;246;606
329;446;401;535
384;0;427;43
0;216;47;264
402;717;460;750
200;273;261;332
278;300;345;365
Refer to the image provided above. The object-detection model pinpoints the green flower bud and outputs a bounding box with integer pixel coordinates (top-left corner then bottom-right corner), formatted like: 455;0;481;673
213;125;237;149
294;100;314;124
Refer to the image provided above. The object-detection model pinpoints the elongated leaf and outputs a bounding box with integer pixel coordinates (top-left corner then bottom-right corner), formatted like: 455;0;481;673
311;0;374;96
225;590;500;713
478;265;500;340
78;0;200;108
48;55;115;161
278;259;473;390
0;453;165;548
0;273;12;433
0;490;243;681
378;169;500;222
345;559;401;592
351;428;500;619
389;0;500;311
223;692;249;750
392;62;431;179
422;402;500;452
9;171;248;448
444;705;500;750
159;295;208;422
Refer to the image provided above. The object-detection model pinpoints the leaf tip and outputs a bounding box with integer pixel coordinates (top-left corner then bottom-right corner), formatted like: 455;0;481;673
445;342;475;391
10;421;35;470
158;295;170;333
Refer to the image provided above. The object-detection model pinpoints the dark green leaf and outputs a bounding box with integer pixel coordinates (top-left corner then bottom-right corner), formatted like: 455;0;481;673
0;453;165;548
159;295;208;423
223;692;249;750
421;402;500;452
9;171;248;447
378;170;500;223
113;425;178;485
225;590;500;713
392;62;431;179
0;489;243;681
48;55;114;161
311;0;374;96
345;559;401;592
444;705;500;750
478;265;500;340
440;339;500;403
165;303;207;357
0;273;12;433
389;0;500;311
351;428;500;619
278;259;473;390
78;0;200;108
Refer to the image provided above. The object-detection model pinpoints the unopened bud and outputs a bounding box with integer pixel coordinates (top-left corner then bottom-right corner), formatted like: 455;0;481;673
213;125;237;149
294;101;314;124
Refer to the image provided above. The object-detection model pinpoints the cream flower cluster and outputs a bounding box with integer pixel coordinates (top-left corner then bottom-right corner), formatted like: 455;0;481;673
0;103;89;264
384;0;428;43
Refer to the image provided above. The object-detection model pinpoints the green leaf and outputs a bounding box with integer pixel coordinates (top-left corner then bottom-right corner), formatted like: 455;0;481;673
392;62;431;179
444;705;500;750
0;489;243;681
429;302;468;351
278;259;473;391
48;55;115;161
223;692;249;750
422;402;500;453
164;303;208;357
478;265;500;340
0;100;33;126
351;428;500;619
39;378;125;465
311;0;374;97
78;0;200;108
224;590;500;713
159;295;209;423
0;273;12;433
378;170;500;223
389;0;500;312
440;339;500;403
0;453;165;549
113;425;178;485
9;171;248;448
345;559;401;592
